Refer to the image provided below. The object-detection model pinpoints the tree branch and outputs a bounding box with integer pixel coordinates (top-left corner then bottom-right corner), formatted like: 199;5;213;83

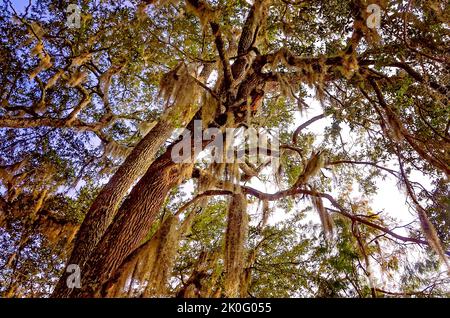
292;114;326;144
240;185;450;256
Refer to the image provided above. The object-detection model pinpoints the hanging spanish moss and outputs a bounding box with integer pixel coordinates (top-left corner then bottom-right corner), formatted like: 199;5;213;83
104;210;197;297
229;161;242;193
136;2;149;21
29;53;52;80
185;0;216;29
260;199;270;229
295;151;325;187
44;69;64;90
196;168;218;210
32;189;48;215
99;64;124;103
0;158;29;185
104;216;178;297
417;206;450;273
159;63;199;110
30;41;44;57
311;193;334;239
269;48;328;104
384;110;404;142
239;249;257;297
183;284;198;298
352;221;377;298
340;52;359;80
70;53;92;68
29;21;44;38
67;70;88;87
104;140;132;159
201;92;219;126
211;287;222;298
37;211;79;246
176;250;221;298
141;215;180;297
138;120;157;137
178;209;197;237
223;193;248;297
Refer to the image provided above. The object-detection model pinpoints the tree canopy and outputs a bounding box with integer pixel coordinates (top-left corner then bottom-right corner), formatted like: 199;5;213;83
0;0;449;298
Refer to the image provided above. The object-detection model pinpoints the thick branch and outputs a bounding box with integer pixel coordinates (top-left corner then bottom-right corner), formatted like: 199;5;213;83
232;0;269;79
388;62;449;95
0;117;98;130
210;22;233;90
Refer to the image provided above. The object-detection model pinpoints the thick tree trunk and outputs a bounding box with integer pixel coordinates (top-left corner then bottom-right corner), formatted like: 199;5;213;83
223;193;248;297
51;119;174;296
54;141;193;297
53;112;215;297
78;120;174;258
53;109;258;297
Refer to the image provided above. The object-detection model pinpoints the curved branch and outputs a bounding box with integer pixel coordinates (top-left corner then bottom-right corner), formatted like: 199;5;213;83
240;185;450;256
292;114;325;144
388;62;449;95
0;117;99;130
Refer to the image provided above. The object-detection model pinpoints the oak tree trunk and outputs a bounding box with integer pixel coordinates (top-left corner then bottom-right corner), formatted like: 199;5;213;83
51;120;175;295
54;138;193;297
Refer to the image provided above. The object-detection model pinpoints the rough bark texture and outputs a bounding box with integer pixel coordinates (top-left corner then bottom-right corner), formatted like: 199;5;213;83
224;193;248;297
51;119;175;296
55;142;192;297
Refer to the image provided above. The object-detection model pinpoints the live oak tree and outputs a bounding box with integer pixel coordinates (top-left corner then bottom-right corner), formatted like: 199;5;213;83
0;0;449;298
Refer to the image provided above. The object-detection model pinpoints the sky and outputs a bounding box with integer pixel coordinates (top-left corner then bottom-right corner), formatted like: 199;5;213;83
8;0;31;13
260;98;421;234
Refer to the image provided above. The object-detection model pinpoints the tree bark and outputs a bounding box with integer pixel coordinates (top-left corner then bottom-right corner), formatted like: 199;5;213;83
51;119;175;296
53;139;193;297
